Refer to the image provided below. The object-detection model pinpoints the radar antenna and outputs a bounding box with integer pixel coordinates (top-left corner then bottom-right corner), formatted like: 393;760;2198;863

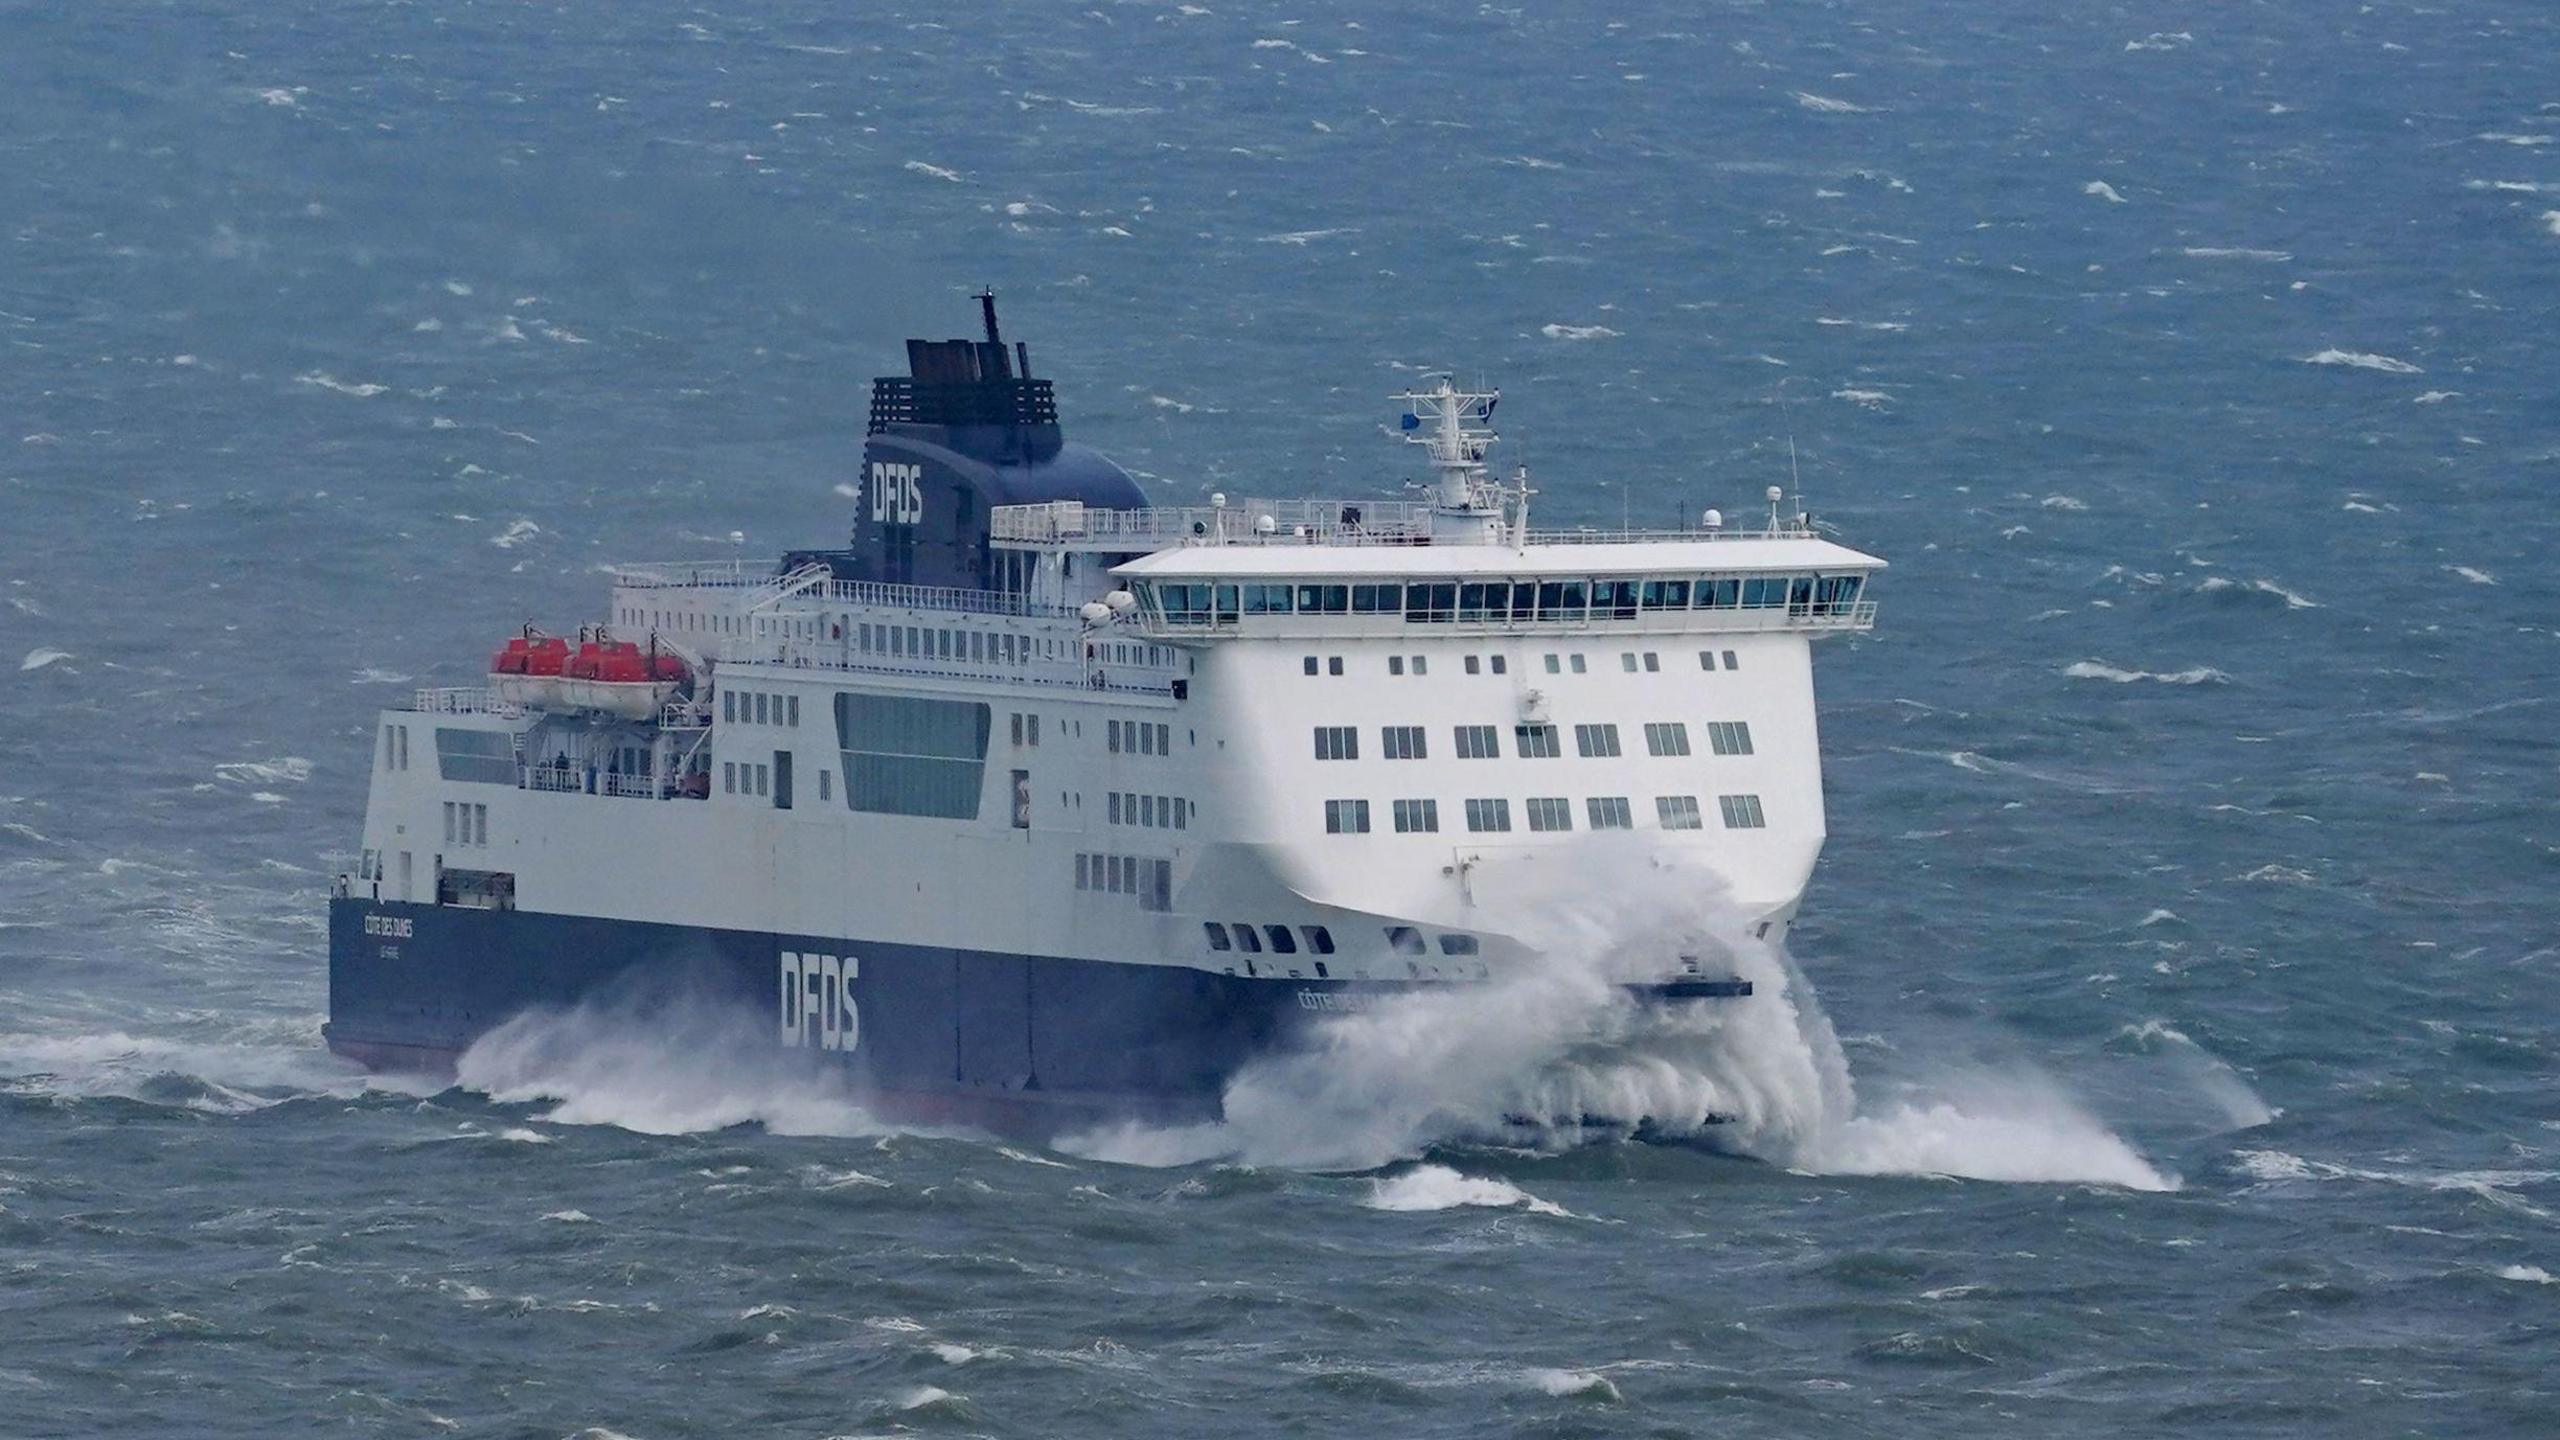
1391;374;1511;544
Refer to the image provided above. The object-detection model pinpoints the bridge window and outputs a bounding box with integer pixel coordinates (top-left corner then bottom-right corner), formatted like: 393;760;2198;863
1706;721;1755;756
1525;797;1573;832
1301;926;1336;956
1587;796;1634;829
1593;580;1639;618
1243;584;1294;615
1204;922;1232;952
1313;726;1360;761
1297;584;1349;614
1718;794;1768;829
1439;934;1480;956
1454;725;1501;759
1641;579;1691;609
1404;583;1457;623
1324;799;1371;834
1658;795;1704;830
1392;799;1439;833
1741;577;1789;609
1381;725;1427;760
1536;581;1585;621
1645;722;1692;757
1351;583;1403;614
1575;723;1621;758
1386;925;1427;956
1699;650;1717;671
1515;724;1561;759
1264;925;1298;955
1464;798;1512;833
1231;922;1262;954
434;728;516;785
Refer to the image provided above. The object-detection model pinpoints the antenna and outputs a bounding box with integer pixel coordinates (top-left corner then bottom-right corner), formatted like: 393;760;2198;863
1777;380;1809;532
975;288;1001;347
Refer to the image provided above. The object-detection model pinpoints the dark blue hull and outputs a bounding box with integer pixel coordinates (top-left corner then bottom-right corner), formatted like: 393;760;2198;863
325;898;1340;1132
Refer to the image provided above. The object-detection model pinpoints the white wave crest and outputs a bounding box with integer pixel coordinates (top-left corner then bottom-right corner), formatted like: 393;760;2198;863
1066;849;2175;1190
19;648;71;672
2499;1264;2557;1285
1540;323;1619;341
2083;180;2128;203
1525;1368;1622;1401
902;160;966;182
2064;660;2230;685
2302;348;2423;374
1366;1165;1574;1217
296;371;389;397
213;756;314;786
1793;92;1872;114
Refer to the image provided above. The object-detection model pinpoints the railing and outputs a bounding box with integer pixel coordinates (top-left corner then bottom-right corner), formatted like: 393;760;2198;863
989;500;1826;551
410;687;522;716
1133;598;1878;639
992;498;1436;548
610;563;1078;620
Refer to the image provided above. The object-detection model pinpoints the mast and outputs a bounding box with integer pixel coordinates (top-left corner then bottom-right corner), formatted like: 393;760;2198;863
1392;374;1511;545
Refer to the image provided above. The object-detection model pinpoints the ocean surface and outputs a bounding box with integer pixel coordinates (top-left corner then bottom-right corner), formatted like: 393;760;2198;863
4;1;2557;1434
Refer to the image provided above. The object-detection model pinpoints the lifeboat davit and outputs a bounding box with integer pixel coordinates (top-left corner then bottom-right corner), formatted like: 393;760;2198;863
560;633;690;720
489;629;571;709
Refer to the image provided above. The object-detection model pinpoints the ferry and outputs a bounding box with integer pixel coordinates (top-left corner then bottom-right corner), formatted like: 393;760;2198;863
327;297;1883;1132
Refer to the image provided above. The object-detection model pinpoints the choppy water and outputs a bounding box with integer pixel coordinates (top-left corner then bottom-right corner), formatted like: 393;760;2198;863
5;1;2557;1434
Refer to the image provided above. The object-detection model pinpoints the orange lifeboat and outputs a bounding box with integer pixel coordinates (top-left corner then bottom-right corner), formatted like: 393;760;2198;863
559;632;690;719
489;629;571;709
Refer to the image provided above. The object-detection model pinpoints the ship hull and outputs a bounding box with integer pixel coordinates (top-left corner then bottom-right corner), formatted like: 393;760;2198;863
326;897;1355;1134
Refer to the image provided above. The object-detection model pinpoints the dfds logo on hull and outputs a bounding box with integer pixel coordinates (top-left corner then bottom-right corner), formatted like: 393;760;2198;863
778;951;861;1052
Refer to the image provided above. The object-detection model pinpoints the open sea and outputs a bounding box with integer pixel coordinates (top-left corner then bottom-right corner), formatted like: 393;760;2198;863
4;1;2557;1435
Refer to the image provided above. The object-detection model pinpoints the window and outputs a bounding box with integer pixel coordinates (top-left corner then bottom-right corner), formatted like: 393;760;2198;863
1643;652;1660;673
755;693;770;725
1724;650;1739;670
1699;651;1717;672
1392;798;1440;833
1706;721;1755;756
1232;922;1263;954
1525;797;1573;832
1464;655;1480;675
1718;793;1768;829
833;693;991;820
1301;926;1336;955
788;695;801;726
1313;726;1360;761
1588;796;1633;829
1515;724;1561;759
1622;652;1639;673
754;764;769;797
1574;723;1621;758
1381;725;1427;760
1454;725;1500;759
1543;654;1560;674
1108;720;1121;754
723;691;737;723
1411;655;1427;676
1644;722;1693;757
1026;714;1039;746
442;801;456;844
1386;926;1427;956
1491;655;1507;675
1569;654;1587;674
1010;712;1024;747
1204;922;1232;952
723;761;736;794
434;728;516;785
1108;792;1123;824
1465;798;1512;833
822;769;834;804
1303;656;1319;676
1328;656;1344;676
1324;799;1372;834
1439;934;1481;956
1388;656;1404;676
1658;795;1704;830
1264;925;1297;955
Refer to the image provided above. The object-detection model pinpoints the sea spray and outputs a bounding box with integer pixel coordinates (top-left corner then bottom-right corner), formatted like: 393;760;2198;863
1072;847;2178;1189
455;974;887;1138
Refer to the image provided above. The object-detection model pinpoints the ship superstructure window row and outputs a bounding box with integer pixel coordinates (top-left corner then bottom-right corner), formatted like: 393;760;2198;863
1645;722;1693;758
1381;725;1428;760
1324;799;1371;834
1587;796;1633;829
1454;725;1501;759
442;801;489;847
1575;723;1622;758
1392;798;1439;833
1139;573;1864;626
1705;721;1755;756
1109;792;1190;829
1515;724;1562;759
1719;793;1769;829
1658;795;1704;830
722;690;801;727
1107;719;1171;755
1075;853;1173;911
1313;726;1360;761
1465;798;1512;833
1525;797;1573;832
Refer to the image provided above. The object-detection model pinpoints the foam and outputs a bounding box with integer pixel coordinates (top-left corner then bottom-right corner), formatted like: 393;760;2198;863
2302;348;2423;374
2064;660;2230;685
295;371;388;397
1524;1368;1622;1401
1067;850;2176;1190
2083;181;2128;203
490;519;542;549
1793;92;1873;114
2499;1265;2557;1284
1540;323;1619;341
2446;565;2497;585
18;648;70;672
2181;247;2292;262
1832;388;1891;408
1366;1166;1574;1217
213;757;313;786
